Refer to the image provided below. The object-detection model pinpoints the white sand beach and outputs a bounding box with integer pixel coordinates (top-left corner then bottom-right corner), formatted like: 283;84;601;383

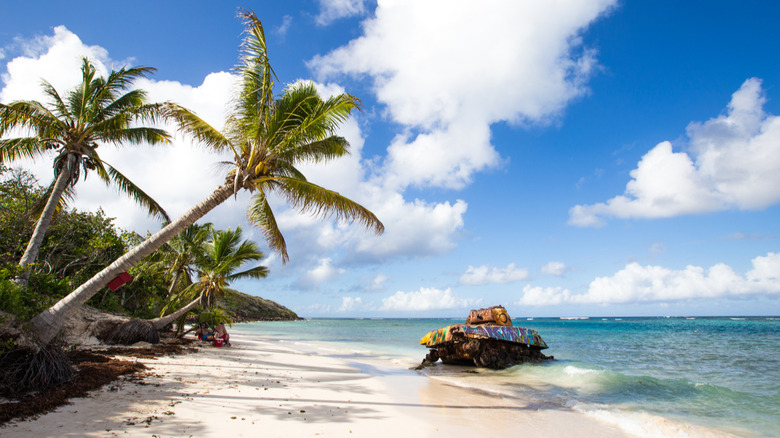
1;333;634;437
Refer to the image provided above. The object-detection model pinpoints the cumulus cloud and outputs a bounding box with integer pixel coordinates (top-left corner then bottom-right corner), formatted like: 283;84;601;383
339;296;367;311
517;285;574;306
293;258;346;290
381;287;481;311
541;261;567;277
570;78;780;226
0;26;238;235
310;0;616;192
1;26;111;103
2;26;472;275
459;263;529;285
516;252;780;306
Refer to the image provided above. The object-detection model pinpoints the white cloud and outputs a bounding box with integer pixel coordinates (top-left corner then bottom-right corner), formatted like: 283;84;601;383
516;252;780;306
570;78;780;226
277;15;294;36
354;196;467;259
1;26;111;103
294;258;346;290
339;296;367;311
460;263;529;285
516;285;573;306
364;273;389;292
310;0;616;192
541;261;567;277
316;0;368;25
2;26;471;274
381;287;481;311
1;26;238;235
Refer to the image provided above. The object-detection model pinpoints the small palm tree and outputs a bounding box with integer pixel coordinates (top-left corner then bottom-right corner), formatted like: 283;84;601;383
29;10;384;344
0;58;171;285
152;222;214;299
150;226;266;330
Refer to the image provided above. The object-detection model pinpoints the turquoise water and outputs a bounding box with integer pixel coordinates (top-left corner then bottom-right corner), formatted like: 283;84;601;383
231;317;780;437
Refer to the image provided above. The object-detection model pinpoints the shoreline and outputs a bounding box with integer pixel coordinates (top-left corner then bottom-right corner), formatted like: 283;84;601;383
0;331;636;437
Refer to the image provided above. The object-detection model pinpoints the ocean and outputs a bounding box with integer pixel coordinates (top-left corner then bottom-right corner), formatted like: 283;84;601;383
230;316;780;437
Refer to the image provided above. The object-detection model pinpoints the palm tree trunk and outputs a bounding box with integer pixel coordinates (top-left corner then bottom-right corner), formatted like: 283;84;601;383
16;160;74;287
149;297;200;330
30;182;235;344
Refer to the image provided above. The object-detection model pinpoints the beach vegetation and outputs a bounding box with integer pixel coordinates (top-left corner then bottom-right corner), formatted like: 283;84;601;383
29;9;384;345
0;60;174;287
111;226;267;344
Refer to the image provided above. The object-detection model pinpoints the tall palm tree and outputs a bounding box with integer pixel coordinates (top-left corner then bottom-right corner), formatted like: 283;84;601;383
29;10;384;344
150;226;268;330
0;58;171;285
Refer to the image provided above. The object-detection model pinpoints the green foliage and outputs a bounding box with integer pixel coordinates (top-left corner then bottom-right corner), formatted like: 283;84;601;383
172;226;268;310
0;166;41;265
163;11;382;266
0;165;290;325
37;208;127;286
218;290;298;322
0;167;162;319
197;308;233;328
0;265;51;320
0;58;172;224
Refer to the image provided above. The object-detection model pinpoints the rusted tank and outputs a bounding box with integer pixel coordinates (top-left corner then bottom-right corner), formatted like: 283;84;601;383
419;306;552;369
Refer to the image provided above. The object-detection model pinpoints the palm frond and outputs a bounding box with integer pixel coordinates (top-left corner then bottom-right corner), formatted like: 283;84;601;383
161;103;232;152
100;160;171;222
96;125;171;146
227;265;269;282
0;137;52;162
40;80;72;121
0;101;66;138
270;83;359;154
247;192;288;261
278;136;351;164
69;58;98;125
96;88;148;121
275;177;384;234
234;9;277;139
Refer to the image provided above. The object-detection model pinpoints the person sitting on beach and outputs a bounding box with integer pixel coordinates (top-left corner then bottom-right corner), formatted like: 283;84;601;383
214;322;230;346
195;322;215;342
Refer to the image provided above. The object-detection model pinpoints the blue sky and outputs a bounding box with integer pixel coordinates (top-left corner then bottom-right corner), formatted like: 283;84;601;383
2;1;779;318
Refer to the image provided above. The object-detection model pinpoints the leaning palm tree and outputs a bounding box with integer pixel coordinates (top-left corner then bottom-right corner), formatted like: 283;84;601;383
0;58;171;285
150;226;268;331
29;10;384;344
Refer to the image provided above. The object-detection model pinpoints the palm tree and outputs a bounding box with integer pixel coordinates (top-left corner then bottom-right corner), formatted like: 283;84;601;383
152;222;213;300
29;10;384;344
0;58;171;285
150;226;268;330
